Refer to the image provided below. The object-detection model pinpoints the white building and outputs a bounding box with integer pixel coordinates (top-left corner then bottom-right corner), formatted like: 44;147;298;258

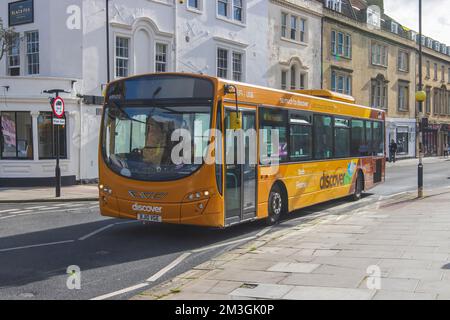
0;0;322;187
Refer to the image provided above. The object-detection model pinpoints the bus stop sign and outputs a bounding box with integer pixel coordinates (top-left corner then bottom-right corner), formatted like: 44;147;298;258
52;97;65;119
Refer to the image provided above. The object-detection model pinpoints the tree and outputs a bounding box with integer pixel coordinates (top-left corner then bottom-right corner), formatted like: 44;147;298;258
0;18;18;62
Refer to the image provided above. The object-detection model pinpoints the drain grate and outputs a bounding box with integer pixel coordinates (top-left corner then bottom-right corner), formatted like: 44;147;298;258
240;283;258;289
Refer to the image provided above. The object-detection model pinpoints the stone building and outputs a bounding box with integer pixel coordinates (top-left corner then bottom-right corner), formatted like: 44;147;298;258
319;0;418;159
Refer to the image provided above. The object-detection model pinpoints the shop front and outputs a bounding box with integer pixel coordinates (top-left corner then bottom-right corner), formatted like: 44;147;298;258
386;118;416;160
0;77;101;187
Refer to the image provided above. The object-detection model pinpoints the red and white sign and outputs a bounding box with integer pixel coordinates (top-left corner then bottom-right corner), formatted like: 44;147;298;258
52;97;65;118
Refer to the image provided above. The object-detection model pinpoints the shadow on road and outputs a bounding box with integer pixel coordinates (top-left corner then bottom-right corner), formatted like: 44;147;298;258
0;195;368;289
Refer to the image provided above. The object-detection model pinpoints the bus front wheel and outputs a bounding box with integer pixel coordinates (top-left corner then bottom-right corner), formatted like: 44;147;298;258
352;171;364;201
267;185;285;225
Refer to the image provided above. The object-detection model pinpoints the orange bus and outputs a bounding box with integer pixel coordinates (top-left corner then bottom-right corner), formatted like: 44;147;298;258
99;73;385;227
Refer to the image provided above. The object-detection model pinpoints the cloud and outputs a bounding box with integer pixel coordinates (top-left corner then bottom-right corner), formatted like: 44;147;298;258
384;0;450;45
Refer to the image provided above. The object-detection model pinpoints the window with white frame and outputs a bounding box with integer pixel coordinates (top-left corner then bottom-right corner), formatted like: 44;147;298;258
398;50;409;72
331;70;352;95
217;47;245;81
26;31;39;75
371;41;388;67
281;70;287;90
367;7;381;28
281;13;288;38
371;76;388;109
7;35;20;76
331;30;351;59
326;0;342;12
115;36;129;78
188;0;201;10
398;81;409;112
282;64;307;91
217;48;228;78
232;52;243;81
155;43;168;73
217;0;245;23
281;13;307;43
391;22;398;34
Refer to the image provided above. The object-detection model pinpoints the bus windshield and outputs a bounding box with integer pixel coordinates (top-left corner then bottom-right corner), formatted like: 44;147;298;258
102;75;214;181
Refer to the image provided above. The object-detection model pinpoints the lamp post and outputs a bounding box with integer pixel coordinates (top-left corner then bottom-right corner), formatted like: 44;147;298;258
106;0;111;83
416;0;425;198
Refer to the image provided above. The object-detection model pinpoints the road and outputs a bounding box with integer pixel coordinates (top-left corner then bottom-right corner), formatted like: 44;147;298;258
0;159;449;300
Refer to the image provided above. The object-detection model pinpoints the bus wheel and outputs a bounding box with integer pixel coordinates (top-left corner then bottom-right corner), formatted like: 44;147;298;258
267;185;284;225
352;172;364;201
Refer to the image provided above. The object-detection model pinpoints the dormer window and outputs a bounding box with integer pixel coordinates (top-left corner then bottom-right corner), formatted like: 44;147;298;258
367;7;381;29
326;0;342;13
391;22;398;34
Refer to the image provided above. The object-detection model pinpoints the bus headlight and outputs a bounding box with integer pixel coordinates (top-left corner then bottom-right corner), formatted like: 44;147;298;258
184;190;211;202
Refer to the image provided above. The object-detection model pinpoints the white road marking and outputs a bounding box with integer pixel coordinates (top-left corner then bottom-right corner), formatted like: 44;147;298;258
0;209;20;214
79;224;115;241
90;283;149;301
26;206;48;210
0;214;17;220
256;227;272;237
12;210;32;215
192;236;256;253
0;240;74;253
146;252;192;282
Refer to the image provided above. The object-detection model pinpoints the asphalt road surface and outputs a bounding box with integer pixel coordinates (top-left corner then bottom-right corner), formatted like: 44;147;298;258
1;159;449;300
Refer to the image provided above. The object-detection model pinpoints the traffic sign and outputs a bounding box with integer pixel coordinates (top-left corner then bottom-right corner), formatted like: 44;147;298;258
53;118;66;126
52;97;65;118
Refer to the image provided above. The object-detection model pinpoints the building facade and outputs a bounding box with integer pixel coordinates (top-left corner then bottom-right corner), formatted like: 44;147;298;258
320;0;418;159
417;40;450;156
1;0;322;186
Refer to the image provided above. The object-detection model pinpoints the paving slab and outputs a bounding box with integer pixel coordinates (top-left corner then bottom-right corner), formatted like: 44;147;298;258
230;284;294;299
267;262;321;274
283;286;376;300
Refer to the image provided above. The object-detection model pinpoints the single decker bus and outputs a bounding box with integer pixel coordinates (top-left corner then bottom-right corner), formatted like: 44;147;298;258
99;73;385;227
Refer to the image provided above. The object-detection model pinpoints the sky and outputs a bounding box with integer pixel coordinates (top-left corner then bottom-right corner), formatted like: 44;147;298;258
384;0;450;45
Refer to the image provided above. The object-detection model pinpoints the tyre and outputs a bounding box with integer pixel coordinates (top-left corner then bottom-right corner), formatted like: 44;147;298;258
267;184;285;225
351;171;364;201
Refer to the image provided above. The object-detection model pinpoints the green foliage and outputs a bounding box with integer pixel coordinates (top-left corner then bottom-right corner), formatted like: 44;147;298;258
0;17;18;62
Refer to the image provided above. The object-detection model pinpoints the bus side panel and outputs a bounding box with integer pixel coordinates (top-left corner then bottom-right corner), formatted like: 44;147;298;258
257;159;362;216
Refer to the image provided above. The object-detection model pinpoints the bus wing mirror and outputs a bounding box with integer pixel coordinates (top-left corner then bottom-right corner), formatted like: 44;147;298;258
229;112;243;130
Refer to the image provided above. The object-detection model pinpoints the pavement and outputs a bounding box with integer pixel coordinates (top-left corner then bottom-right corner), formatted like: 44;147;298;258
0;185;99;203
134;188;450;300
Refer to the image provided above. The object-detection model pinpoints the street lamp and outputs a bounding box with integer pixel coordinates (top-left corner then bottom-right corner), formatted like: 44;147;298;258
106;0;111;83
416;0;424;198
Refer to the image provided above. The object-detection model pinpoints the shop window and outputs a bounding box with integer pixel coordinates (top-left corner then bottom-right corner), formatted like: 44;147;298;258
0;112;33;160
38;112;67;159
396;128;409;155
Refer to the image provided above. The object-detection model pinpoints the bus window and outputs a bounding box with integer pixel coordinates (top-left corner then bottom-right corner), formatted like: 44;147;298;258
351;119;365;157
314;115;333;160
334;118;350;158
260;108;288;163
365;121;373;156
372;121;384;156
289;113;312;161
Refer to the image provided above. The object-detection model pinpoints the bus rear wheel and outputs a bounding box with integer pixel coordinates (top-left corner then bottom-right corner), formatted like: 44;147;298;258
267;185;285;225
352;172;364;201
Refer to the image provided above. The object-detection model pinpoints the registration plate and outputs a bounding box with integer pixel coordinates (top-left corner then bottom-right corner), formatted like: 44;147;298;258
137;214;162;223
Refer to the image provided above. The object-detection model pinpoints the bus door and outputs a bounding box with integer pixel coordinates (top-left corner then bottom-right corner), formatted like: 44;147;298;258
224;109;257;225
